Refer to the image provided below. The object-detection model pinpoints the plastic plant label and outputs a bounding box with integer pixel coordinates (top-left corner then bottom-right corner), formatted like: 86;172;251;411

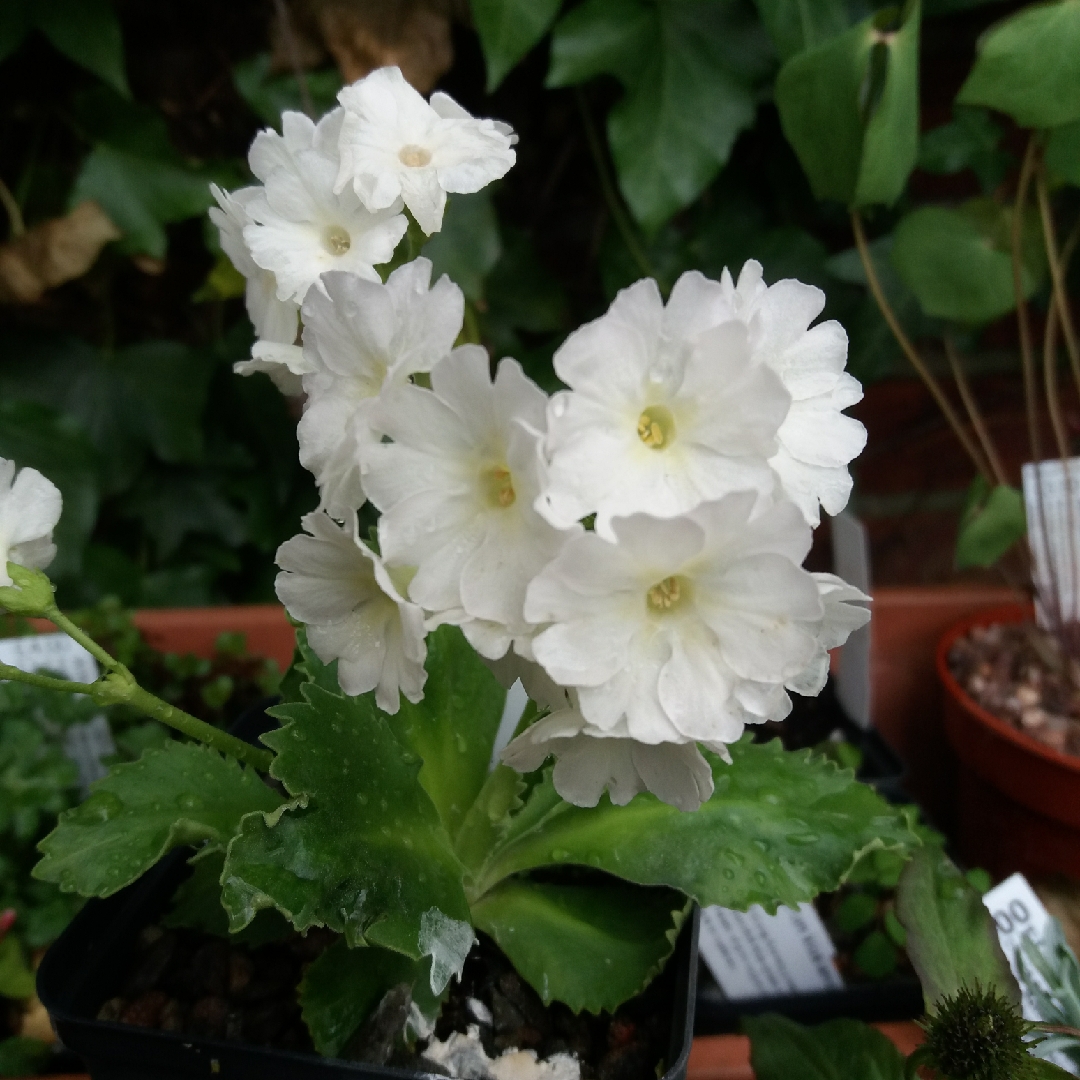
1021;459;1080;627
0;631;99;684
698;902;843;1000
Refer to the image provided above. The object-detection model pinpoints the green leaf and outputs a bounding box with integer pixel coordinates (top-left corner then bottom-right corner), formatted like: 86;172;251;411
895;845;1019;1014
474;739;918;910
35;0;127;96
454;764;526;879
471;879;687;1013
421;192;501;301
891;201;1044;324
918;108;1011;194
547;0;652;87
834;891;877;933
776;0;920;208
0;938;35;1001
393;627;505;839
958;0;1080;129
0;1037;51;1078
746;1014;906;1080
955;479;1026;570
1030;1061;1080;1079
233;54;343;128
0;1;31;64
853;929;898;979
221;684;472;977
471;0;564;91
0;717;79;844
1047;121;1080;187
300;939;436;1057
34;742;283;898
750;0;848;61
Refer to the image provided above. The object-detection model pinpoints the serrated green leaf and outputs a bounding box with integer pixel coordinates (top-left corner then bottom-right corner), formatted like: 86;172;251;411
1047;121;1080;187
776;0;920;208
471;879;687;1013
472;0;563;91
955;479;1026;570
746;1014;906;1080
393;626;505;839
0;1;31;64
35;0;128;96
278;625;340;705
750;0;848;60
473;739;918;910
421;192;501;300
546;0;652;87
221;685;472;969
891;202;1044;323
300;939;438;1058
34;742;283;898
0;937;35;1000
958;0;1080;129
233;54;343;128
896;845;1019;1014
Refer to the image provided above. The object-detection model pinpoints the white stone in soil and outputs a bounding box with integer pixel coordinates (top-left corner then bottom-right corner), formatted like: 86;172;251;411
421;1024;580;1080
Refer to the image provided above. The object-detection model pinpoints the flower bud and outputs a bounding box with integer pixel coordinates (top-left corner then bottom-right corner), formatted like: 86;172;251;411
0;563;56;618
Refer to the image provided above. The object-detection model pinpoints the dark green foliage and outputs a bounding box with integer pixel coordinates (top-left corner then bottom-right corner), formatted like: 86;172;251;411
746;1014;906;1080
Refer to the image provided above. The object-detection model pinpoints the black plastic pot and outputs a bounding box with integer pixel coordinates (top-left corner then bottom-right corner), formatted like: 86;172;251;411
37;702;701;1080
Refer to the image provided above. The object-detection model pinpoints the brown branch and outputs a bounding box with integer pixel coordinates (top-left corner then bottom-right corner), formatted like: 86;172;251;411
945;335;1008;486
0;177;24;239
851;210;992;482
1013;135;1041;462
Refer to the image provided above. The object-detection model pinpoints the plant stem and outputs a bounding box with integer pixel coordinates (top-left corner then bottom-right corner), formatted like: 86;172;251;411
45;605;129;677
945;335;1008;486
1013;135;1041;462
0;663;93;697
0;177;24;239
1037;170;1080;397
851;211;992;481
575;88;656;284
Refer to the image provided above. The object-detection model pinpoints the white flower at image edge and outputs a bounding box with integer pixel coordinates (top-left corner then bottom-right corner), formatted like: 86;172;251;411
297;259;464;519
537;274;790;541
336;66;516;235
717;260;867;527
243;109;407;305
524;493;860;750
362;348;571;660
275;512;426;714
503;706;715;812
0;459;62;587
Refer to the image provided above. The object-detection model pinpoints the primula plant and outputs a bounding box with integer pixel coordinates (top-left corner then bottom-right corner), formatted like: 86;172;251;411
0;69;921;1061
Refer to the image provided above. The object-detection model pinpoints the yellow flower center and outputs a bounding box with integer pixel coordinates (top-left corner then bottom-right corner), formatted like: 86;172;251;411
399;144;433;168
647;575;689;614
323;225;351;255
481;465;516;509
637;405;675;449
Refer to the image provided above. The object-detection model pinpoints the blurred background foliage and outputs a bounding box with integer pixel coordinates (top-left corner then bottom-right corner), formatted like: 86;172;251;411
0;0;1077;604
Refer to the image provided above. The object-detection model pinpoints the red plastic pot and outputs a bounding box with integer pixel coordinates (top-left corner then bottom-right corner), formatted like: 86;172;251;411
937;603;1080;880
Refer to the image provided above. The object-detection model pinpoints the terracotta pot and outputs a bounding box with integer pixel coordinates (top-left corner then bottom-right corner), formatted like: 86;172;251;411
937;604;1080;879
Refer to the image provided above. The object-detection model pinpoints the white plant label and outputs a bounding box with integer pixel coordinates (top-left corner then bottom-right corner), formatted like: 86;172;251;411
1022;458;1080;627
699;902;843;1000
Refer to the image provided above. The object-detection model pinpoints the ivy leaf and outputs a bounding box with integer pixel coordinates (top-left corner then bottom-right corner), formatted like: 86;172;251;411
471;0;564;92
1047;121;1080;187
393;626;506;839
421;192;501;302
896;845;1019;1014
746;1014;906;1080
35;0;129;97
471;878;688;1014
918;108;1011;194
958;0;1080;129
34;743;283;899
776;0;920;208
955;478;1026;570
750;0;848;62
233;54;343;128
474;739;918;910
547;0;652;87
221;685;473;978
891;201;1044;324
300;939;439;1057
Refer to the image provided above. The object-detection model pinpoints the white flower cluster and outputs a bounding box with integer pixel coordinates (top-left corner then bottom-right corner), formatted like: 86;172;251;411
0;459;62;587
214;66;869;812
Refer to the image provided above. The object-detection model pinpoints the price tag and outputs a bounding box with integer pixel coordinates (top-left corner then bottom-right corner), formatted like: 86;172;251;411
0;631;98;684
699;902;843;1001
982;872;1052;980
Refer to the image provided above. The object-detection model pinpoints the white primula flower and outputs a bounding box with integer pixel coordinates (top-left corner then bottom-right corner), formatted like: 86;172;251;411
362;347;572;660
274;511;426;714
297;259;464;519
537;275;790;541
525;493;858;754
0;459;62;587
335;66;516;235
717;260;867;526
785;573;871;696
243;109;407;305
502;705;716;812
209;184;306;393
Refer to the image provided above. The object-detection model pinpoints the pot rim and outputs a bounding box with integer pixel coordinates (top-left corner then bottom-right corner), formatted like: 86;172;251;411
935;602;1080;777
